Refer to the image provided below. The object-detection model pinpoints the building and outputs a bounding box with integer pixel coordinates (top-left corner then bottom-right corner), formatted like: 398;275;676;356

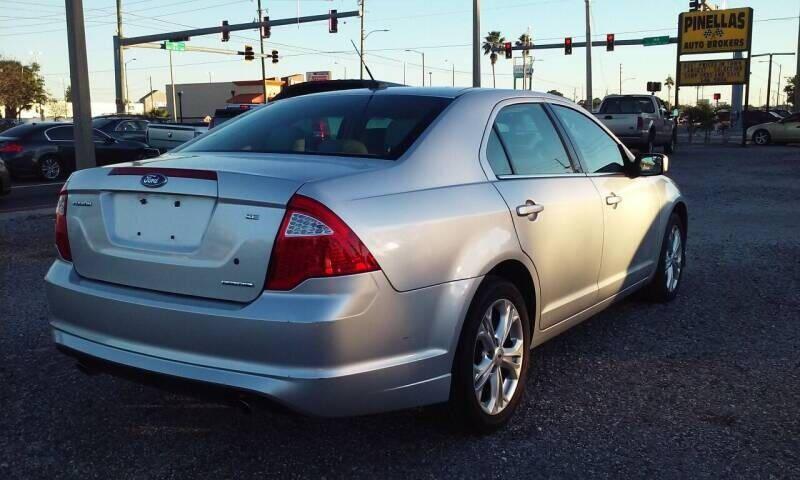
139;90;167;113
165;78;290;122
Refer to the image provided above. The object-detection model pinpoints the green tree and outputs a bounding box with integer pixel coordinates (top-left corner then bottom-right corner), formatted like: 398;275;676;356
0;59;47;119
65;84;72;103
482;31;505;88
547;89;564;97
784;74;797;108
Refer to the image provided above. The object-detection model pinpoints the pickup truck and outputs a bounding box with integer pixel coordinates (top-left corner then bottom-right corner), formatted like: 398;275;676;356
145;123;208;153
595;95;675;153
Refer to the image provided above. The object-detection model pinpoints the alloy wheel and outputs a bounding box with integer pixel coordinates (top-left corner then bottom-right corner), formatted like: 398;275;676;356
664;225;683;292
473;298;524;415
40;158;61;180
754;131;769;145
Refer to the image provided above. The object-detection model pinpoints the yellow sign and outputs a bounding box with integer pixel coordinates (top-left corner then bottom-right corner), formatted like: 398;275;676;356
678;59;748;86
678;7;752;55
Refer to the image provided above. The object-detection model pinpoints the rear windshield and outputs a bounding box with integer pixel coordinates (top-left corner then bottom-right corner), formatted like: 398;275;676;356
0;123;40;139
181;94;452;160
599;97;656;114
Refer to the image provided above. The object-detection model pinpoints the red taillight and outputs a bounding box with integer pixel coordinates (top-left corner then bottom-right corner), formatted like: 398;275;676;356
636;117;644;131
0;142;23;154
55;186;72;261
265;195;380;290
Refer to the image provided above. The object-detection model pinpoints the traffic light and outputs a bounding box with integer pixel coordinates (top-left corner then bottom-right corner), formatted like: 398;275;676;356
261;16;270;39
504;42;512;59
271;50;279;64
221;20;229;42
689;0;701;11
244;45;254;61
564;37;572;55
606;33;615;52
329;9;338;33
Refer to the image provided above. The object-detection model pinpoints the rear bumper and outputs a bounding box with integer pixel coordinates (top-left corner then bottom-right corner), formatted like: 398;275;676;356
45;260;480;416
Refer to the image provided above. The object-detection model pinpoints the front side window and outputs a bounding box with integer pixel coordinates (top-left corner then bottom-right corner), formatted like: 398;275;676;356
487;103;573;176
181;94;452;160
552;106;625;174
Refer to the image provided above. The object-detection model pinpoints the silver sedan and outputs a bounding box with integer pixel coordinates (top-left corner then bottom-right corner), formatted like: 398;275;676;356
46;87;687;432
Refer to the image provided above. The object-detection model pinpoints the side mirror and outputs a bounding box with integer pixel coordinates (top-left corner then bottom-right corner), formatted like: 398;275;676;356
636;153;668;176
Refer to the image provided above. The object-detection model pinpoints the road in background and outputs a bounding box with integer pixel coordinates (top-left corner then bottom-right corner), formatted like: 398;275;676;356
1;145;798;478
0;180;63;214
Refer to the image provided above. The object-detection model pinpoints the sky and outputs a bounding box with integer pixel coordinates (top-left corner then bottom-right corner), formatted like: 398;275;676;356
0;0;798;107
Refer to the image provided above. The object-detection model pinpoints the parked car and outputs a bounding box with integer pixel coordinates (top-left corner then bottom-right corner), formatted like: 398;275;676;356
0;123;159;180
0;159;10;196
595;94;676;153
0;118;19;133
145;123;208;152
46;88;687;432
770;109;791;118
92;116;151;143
748;112;800;145
209;107;250;129
742;110;783;130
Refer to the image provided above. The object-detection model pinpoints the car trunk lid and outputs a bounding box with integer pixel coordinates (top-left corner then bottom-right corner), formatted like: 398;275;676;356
64;153;386;302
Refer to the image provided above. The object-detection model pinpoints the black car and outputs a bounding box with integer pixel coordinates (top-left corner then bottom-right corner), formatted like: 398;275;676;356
0;123;160;180
92;116;151;143
0;159;10;196
0;118;19;134
209;108;249;129
742;110;783;130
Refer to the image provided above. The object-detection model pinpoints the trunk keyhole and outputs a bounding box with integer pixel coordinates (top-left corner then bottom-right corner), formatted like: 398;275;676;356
174;201;181;207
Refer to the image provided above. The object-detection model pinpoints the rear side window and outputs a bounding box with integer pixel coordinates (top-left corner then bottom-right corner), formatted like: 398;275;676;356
599;97;655;114
552;106;625;174
182;94;452;160
47;126;74;141
487;103;573;176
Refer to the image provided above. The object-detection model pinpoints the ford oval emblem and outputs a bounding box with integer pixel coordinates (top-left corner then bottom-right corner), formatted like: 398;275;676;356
141;173;168;188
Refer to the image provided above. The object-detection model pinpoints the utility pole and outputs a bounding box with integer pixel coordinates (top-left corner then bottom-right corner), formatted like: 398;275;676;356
403;62;406;84
472;0;481;87
257;0;267;102
359;0;365;80
452;62;455;86
752;52;795;112
776;63;783;107
619;64;622;94
65;0;95;170
428;71;432;86
584;0;592;108
148;75;153;112
796;4;800;112
169;49;176;122
115;0;126;113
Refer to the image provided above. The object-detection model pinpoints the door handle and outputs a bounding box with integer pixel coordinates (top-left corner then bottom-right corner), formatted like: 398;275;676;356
605;194;622;207
604;115;613;120
516;201;544;220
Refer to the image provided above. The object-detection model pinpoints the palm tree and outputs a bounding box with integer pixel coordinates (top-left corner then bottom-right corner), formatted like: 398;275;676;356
665;75;675;108
516;33;533;89
482;31;505;88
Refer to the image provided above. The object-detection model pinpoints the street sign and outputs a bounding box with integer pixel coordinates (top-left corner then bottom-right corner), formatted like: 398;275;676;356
678;58;747;86
678;7;752;55
164;41;186;51
643;36;670;47
513;63;533;79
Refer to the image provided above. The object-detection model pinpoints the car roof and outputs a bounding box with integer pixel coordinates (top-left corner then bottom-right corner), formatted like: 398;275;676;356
277;86;572;104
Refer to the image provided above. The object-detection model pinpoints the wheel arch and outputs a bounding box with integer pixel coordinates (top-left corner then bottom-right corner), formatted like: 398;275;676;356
482;259;539;339
672;200;688;237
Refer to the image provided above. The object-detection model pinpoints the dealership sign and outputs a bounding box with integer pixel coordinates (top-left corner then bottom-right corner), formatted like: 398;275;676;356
678;58;747;86
678;7;752;55
306;71;332;81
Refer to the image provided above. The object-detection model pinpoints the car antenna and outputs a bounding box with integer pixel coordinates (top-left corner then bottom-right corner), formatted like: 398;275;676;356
350;39;376;83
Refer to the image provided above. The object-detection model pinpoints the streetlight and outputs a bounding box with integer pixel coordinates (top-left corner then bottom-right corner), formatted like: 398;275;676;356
334;61;347;79
445;59;455;86
620;77;636;94
124;58;137;113
428;71;433;87
405;49;425;87
361;29;389;79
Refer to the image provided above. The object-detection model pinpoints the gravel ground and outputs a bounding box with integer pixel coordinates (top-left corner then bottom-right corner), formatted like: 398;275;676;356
1;144;798;479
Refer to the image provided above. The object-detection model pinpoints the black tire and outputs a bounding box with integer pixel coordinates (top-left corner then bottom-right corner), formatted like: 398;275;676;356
752;129;771;146
38;155;63;180
664;132;675;154
643;213;686;303
449;276;531;433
